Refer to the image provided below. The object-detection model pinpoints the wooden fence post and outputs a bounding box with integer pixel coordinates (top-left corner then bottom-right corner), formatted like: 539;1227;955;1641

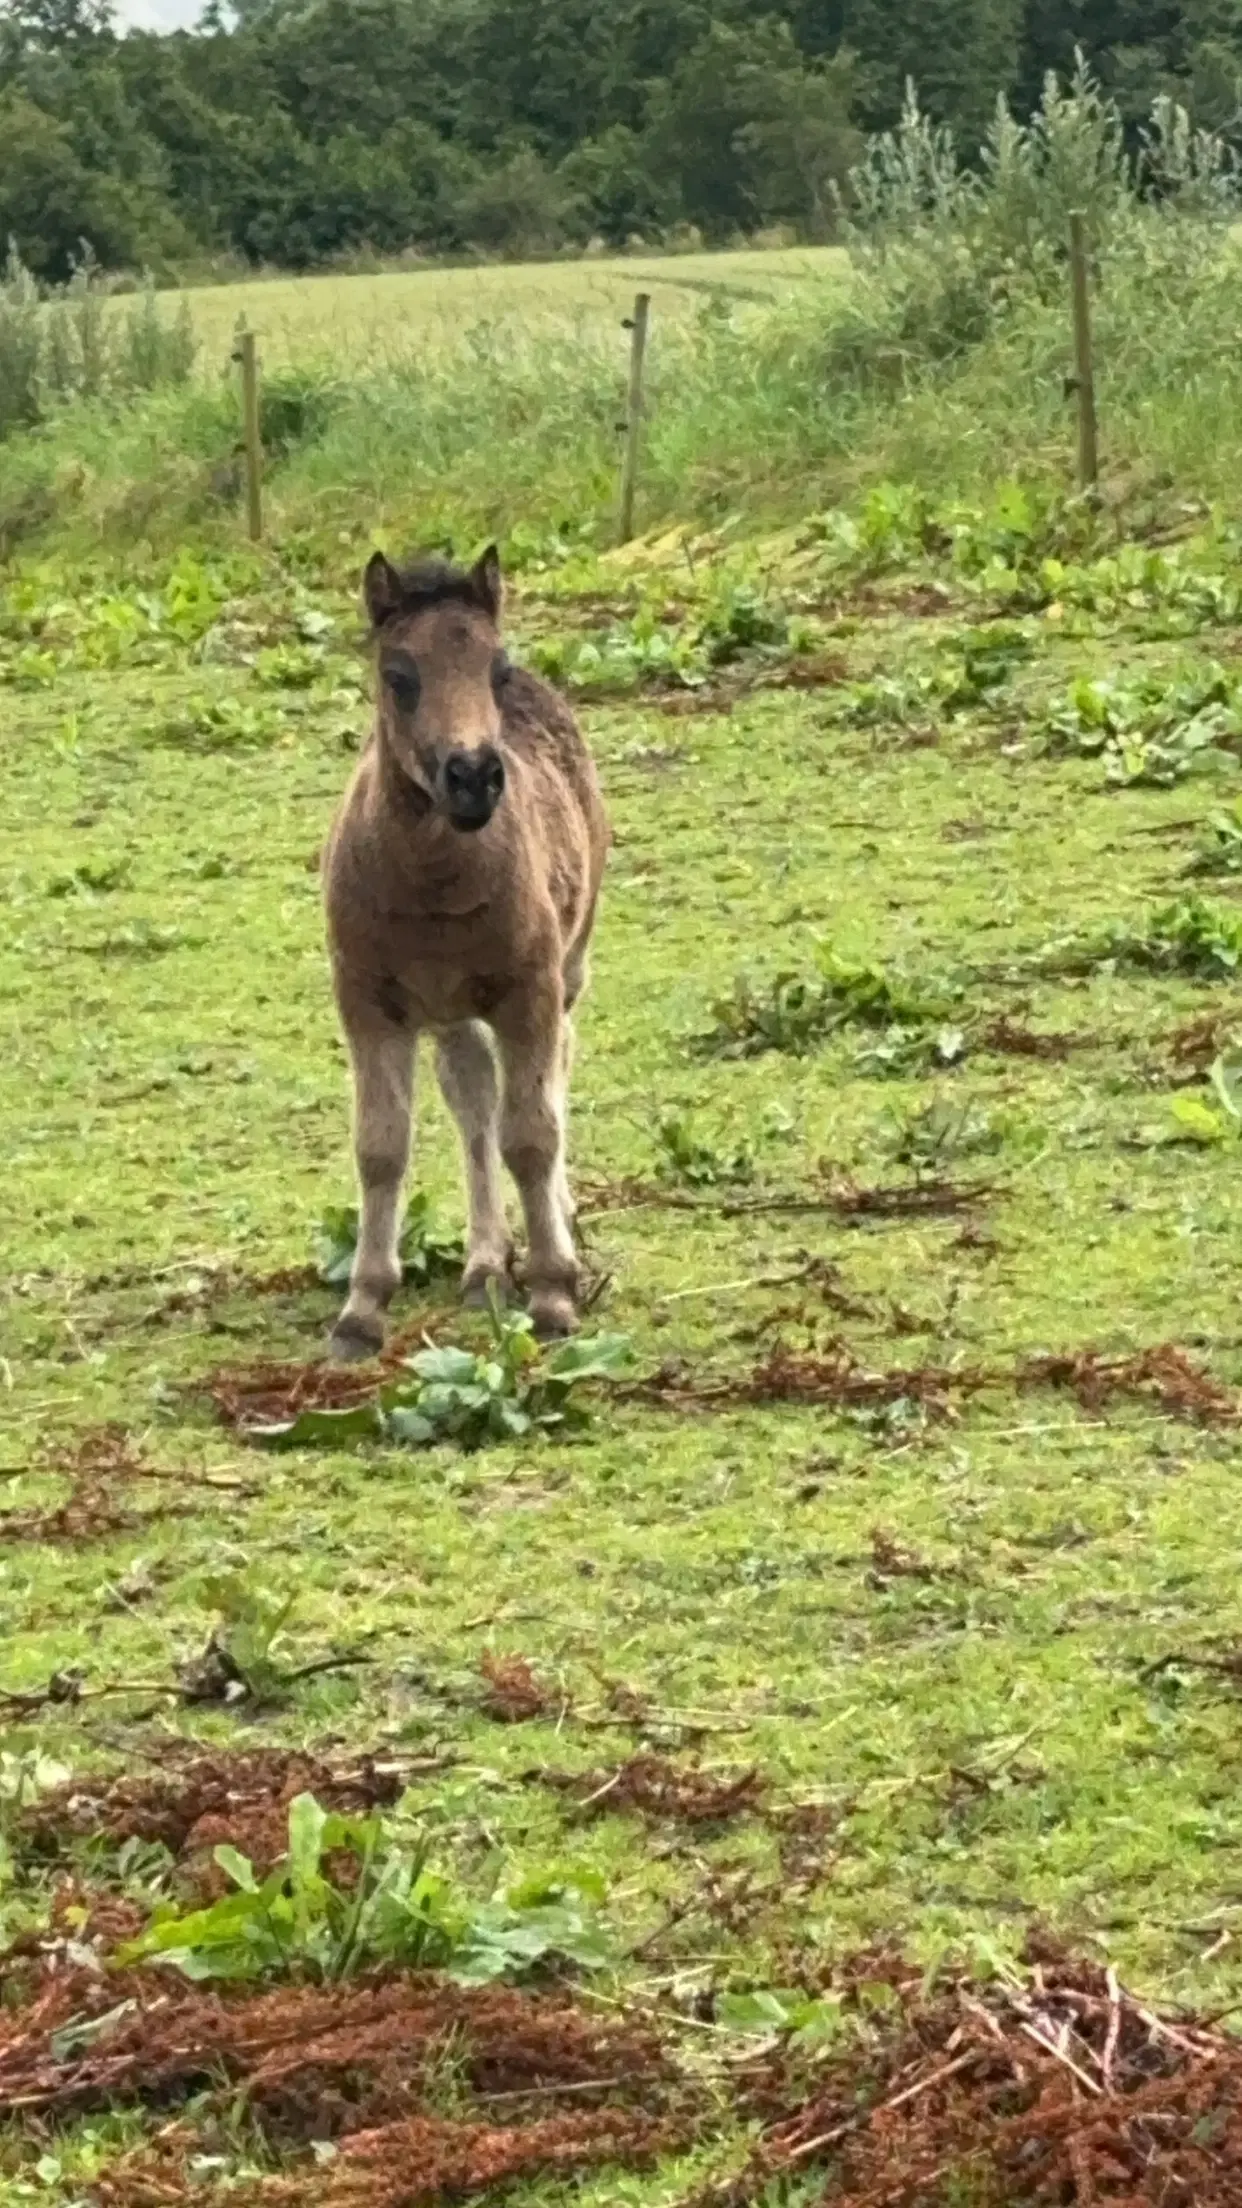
1067;212;1099;494
234;326;263;542
618;291;650;545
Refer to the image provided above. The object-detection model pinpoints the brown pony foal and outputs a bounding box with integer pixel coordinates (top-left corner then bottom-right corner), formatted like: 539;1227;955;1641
323;546;607;1359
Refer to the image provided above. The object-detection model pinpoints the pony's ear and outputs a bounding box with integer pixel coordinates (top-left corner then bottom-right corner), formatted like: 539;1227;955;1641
470;543;503;622
363;551;403;628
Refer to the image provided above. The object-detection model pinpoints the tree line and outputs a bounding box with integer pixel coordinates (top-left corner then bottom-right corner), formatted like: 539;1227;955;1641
2;0;1240;279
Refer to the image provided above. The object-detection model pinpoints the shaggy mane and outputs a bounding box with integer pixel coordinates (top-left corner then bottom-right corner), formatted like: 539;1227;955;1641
368;555;486;631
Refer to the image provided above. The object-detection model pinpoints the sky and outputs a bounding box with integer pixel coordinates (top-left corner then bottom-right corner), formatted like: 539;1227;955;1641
113;0;208;25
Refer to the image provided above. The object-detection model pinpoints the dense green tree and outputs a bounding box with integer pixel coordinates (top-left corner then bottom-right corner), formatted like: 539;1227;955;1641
1017;0;1242;120
0;79;191;272
2;0;1242;276
840;0;1025;146
557;124;673;245
645;15;858;236
734;30;861;233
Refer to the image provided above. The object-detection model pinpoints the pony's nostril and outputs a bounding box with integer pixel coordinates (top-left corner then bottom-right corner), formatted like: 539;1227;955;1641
444;748;504;807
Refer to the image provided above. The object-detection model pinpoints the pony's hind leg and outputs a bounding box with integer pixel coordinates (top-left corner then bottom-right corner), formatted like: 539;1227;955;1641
554;944;590;1241
553;1015;577;1241
331;1018;418;1362
435;1021;512;1305
495;984;579;1338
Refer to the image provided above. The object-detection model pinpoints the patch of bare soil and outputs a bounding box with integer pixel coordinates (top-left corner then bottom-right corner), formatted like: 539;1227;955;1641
688;1937;1242;2207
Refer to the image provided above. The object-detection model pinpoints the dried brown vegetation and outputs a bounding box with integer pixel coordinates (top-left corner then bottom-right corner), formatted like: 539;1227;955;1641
97;2108;683;2208
0;1972;675;2129
981;1014;1096;1060
576;1173;992;1223
478;1651;561;1724
642;1338;988;1422
1167;1009;1235;1079
644;1334;1240;1431
19;1746;404;1871
206;1355;382;1429
539;1753;766;1826
1;1965;684;2208
0;1427;181;1544
690;1940;1242;2207
22;1938;1234;2205
1019;1342;1239;1425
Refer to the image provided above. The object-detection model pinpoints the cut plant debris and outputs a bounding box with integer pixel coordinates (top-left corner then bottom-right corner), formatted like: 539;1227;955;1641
241;1300;632;1451
695;944;959;1061
1034;896;1242;981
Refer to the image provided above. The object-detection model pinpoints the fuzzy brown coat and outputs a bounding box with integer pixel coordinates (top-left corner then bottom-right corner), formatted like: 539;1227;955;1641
322;546;607;1355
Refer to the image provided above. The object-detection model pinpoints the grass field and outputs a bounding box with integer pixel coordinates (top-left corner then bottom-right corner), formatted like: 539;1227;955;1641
4;500;1242;2198
177;245;846;374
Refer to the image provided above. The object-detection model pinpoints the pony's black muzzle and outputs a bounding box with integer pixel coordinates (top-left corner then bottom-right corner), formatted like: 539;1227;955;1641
442;746;505;832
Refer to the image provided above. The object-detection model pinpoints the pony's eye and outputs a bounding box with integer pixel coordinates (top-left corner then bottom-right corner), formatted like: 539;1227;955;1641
384;664;420;711
491;652;513;692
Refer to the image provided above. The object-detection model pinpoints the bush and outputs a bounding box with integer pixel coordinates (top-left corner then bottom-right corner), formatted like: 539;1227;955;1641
0;242;198;441
0;243;41;437
256;362;348;457
827;57;1238;384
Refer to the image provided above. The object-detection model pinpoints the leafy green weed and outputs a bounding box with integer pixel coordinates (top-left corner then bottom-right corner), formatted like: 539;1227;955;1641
1038;663;1242;787
118;1790;610;1986
696;943;957;1060
315;1193;464;1292
252;1298;631;1452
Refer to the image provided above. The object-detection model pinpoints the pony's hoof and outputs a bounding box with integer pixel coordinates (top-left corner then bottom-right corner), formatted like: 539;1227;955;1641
530;1290;578;1340
329;1313;384;1363
462;1263;511;1310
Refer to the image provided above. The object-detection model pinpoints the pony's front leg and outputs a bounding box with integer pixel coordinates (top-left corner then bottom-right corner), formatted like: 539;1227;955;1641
435;1020;513;1305
494;985;578;1338
331;1016;419;1361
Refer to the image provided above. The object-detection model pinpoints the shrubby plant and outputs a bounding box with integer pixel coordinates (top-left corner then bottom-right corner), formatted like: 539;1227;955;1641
0;241;195;440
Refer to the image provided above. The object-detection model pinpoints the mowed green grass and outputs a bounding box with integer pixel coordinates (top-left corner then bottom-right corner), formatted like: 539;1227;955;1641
178;244;846;374
4;522;1242;2197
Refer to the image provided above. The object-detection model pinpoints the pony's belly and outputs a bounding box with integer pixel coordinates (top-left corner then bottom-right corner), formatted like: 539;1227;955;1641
394;953;514;1030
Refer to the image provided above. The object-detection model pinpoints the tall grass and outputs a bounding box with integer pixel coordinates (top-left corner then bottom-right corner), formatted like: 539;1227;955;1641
4;62;1242;560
